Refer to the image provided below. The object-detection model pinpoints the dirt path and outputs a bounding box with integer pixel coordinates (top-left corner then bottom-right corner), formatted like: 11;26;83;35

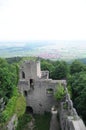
49;110;60;130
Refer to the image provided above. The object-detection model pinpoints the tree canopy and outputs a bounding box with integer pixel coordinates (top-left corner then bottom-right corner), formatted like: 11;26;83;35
68;72;86;123
70;60;86;74
0;58;18;103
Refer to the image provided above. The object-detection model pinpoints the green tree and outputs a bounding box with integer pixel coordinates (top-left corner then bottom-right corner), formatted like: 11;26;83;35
68;72;86;124
70;60;86;75
41;60;55;78
0;58;18;103
52;61;69;79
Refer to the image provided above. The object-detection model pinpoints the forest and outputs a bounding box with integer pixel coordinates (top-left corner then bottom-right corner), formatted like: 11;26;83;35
0;57;86;125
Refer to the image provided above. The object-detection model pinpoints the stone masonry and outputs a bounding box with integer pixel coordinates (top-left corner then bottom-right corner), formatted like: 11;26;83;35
18;60;65;113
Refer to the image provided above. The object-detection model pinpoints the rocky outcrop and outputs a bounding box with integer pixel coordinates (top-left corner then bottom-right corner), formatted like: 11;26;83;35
59;83;86;130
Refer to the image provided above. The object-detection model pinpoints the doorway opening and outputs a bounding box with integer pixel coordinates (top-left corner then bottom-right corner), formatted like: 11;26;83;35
24;91;28;96
30;79;34;89
26;106;33;114
51;106;57;114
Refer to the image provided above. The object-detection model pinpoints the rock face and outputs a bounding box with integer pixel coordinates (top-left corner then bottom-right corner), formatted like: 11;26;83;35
59;85;86;130
18;60;66;113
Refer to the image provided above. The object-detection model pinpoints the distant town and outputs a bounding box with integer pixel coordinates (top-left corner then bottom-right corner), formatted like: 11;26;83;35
0;41;86;60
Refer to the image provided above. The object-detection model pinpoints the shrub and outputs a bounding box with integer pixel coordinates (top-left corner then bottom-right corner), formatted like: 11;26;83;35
15;95;26;117
54;83;66;101
1;87;26;123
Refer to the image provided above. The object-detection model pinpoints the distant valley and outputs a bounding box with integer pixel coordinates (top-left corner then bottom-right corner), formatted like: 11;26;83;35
0;41;86;61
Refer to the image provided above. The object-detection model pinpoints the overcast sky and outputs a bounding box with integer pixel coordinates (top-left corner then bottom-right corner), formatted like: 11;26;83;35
0;0;86;41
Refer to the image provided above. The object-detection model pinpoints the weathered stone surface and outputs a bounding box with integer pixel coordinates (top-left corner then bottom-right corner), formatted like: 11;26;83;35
18;60;65;114
7;114;18;130
59;86;86;130
50;110;60;130
26;79;58;113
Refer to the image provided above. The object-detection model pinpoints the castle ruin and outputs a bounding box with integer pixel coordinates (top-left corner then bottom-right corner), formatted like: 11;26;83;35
18;60;65;113
18;60;86;130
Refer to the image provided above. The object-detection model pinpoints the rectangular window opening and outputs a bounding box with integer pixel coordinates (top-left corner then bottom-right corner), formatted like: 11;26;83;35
46;88;54;95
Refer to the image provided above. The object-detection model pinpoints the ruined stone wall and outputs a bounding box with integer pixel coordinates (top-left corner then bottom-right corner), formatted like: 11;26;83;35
19;60;41;80
25;79;59;114
0;114;18;130
18;60;67;114
37;61;41;78
41;71;49;79
7;114;18;130
59;85;86;130
18;80;30;94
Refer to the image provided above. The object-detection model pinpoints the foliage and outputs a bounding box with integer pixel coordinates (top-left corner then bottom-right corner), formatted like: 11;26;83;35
63;102;68;110
41;59;55;78
16;112;51;130
16;114;32;130
15;95;26;117
2;96;17;122
67;60;86;124
0;58;8;68
70;60;86;74
6;57;23;64
54;83;65;101
34;112;51;130
67;85;72;98
41;59;69;79
52;61;69;79
68;72;86;123
0;57;26;128
1;87;26;123
0;58;18;103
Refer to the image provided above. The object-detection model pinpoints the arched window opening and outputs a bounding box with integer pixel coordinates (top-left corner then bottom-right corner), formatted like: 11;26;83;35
22;71;25;79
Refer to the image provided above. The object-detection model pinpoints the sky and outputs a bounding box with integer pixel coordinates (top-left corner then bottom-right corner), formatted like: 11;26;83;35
0;0;86;42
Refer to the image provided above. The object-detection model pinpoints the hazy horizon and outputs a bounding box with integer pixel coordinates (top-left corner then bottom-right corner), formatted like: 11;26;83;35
0;41;86;47
0;41;86;60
